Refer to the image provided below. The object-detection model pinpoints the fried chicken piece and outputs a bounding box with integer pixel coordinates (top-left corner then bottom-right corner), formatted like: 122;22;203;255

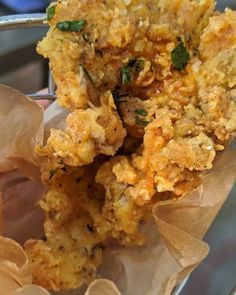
198;10;236;90
96;69;236;229
158;0;215;42
95;156;147;245
37;0;215;109
94;99;233;236
25;219;103;291
25;164;106;290
36;92;126;169
199;9;236;61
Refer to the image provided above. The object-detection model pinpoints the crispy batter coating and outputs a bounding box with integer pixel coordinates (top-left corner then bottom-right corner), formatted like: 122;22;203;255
37;0;215;109
35;92;126;168
25;164;106;290
25;0;236;291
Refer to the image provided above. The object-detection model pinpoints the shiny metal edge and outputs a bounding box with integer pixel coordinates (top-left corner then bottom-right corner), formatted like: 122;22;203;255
28;94;56;100
48;70;56;97
0;13;47;31
172;277;189;295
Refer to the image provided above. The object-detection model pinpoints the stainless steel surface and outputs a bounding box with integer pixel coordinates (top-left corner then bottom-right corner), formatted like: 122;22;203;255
28;93;56;100
48;70;56;96
0;13;46;31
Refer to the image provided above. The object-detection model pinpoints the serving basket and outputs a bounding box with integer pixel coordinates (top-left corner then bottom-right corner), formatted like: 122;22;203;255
0;13;235;295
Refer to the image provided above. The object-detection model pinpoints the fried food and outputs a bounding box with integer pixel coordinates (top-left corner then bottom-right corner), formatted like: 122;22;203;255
37;0;214;110
25;0;236;291
35;91;126;168
26;164;105;290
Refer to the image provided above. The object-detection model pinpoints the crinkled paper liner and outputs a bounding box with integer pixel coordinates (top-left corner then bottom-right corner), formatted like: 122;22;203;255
0;84;235;295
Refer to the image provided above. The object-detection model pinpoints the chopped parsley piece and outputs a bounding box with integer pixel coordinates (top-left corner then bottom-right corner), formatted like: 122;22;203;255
171;41;190;71
135;108;148;126
49;170;56;180
56;19;86;32
46;5;56;21
135;115;149;127
82;66;95;85
120;58;144;85
120;65;132;84
135;108;148;117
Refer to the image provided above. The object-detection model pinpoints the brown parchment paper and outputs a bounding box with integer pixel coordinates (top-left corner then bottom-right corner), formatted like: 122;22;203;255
0;84;44;181
0;85;236;295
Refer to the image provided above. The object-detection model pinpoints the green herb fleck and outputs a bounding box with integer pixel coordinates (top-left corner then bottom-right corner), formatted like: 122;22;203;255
49;170;56;180
56;19;86;32
82;66;95;85
120;58;144;85
47;5;56;21
135;108;148;117
135;115;149;127
120;65;132;85
171;41;190;71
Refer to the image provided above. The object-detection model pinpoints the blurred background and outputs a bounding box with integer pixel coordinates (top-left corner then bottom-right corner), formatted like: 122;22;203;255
0;1;236;295
0;0;51;94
